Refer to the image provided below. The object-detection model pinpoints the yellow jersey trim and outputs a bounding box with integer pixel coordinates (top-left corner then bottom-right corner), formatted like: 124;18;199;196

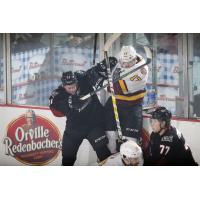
115;91;146;101
119;80;128;93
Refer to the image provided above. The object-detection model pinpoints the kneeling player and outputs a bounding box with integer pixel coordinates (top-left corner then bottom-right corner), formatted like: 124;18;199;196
100;140;144;166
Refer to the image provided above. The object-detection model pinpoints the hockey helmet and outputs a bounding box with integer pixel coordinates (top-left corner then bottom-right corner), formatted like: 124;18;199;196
61;71;78;86
120;140;142;159
119;46;137;64
151;107;172;127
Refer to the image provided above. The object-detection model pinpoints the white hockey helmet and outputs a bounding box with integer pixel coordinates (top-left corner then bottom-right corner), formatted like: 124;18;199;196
119;46;137;64
120;140;143;165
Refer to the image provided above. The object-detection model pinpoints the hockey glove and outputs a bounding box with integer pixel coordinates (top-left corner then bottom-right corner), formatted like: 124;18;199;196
96;57;118;78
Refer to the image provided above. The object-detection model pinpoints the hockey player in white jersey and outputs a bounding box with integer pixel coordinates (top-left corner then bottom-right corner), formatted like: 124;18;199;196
100;140;144;166
105;46;149;154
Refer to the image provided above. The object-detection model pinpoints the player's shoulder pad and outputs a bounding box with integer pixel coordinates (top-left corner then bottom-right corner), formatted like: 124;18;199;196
175;128;183;139
136;53;146;65
170;126;183;141
50;85;65;97
136;53;143;60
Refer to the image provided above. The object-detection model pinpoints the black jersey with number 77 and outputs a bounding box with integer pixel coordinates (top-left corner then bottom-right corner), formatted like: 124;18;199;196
144;126;198;166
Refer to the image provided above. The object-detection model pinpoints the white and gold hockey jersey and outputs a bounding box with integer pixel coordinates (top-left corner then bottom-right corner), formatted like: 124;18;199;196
111;54;148;105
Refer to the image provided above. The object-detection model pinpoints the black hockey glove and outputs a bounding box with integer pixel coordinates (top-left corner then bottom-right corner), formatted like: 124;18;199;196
96;57;118;78
68;95;83;110
112;67;121;82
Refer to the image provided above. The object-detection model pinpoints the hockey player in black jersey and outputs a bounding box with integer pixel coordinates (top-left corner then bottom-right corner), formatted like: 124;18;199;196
144;107;198;166
49;57;117;166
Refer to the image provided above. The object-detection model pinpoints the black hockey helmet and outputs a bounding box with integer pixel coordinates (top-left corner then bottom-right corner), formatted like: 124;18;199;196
151;107;172;127
61;71;78;86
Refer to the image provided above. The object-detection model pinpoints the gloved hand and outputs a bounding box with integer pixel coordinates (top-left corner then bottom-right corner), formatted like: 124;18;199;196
96;57;118;78
68;95;83;110
112;67;121;82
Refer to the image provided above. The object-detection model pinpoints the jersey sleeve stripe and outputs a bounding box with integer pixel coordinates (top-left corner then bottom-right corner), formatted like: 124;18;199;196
119;80;128;94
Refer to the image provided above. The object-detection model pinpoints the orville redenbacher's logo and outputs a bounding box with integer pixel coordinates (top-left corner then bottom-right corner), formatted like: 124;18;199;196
3;109;62;165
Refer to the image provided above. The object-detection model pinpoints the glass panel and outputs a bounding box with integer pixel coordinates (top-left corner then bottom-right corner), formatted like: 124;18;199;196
10;33;51;106
189;34;200;118
155;33;184;116
10;33;98;106
0;34;5;104
105;33;186;116
53;33;98;74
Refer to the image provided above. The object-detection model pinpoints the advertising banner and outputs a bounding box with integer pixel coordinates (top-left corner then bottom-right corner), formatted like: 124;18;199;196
0;106;200;165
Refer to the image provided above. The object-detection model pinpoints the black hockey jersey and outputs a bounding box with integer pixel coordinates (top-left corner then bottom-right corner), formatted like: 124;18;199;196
49;71;105;130
144;126;198;166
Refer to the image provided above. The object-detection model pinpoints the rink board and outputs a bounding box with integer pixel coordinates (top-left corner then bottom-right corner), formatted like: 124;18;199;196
0;105;199;165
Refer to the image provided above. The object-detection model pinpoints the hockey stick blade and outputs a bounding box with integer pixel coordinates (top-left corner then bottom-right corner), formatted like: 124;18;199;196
104;33;121;52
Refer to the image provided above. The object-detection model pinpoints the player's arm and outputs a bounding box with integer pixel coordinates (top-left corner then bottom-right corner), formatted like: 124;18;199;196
49;87;70;117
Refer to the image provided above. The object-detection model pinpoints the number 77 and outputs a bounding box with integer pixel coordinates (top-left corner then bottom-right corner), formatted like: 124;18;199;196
160;145;170;155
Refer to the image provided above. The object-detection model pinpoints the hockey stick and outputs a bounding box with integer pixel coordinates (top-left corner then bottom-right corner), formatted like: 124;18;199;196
80;45;152;101
104;33;123;139
93;33;98;65
104;33;121;51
